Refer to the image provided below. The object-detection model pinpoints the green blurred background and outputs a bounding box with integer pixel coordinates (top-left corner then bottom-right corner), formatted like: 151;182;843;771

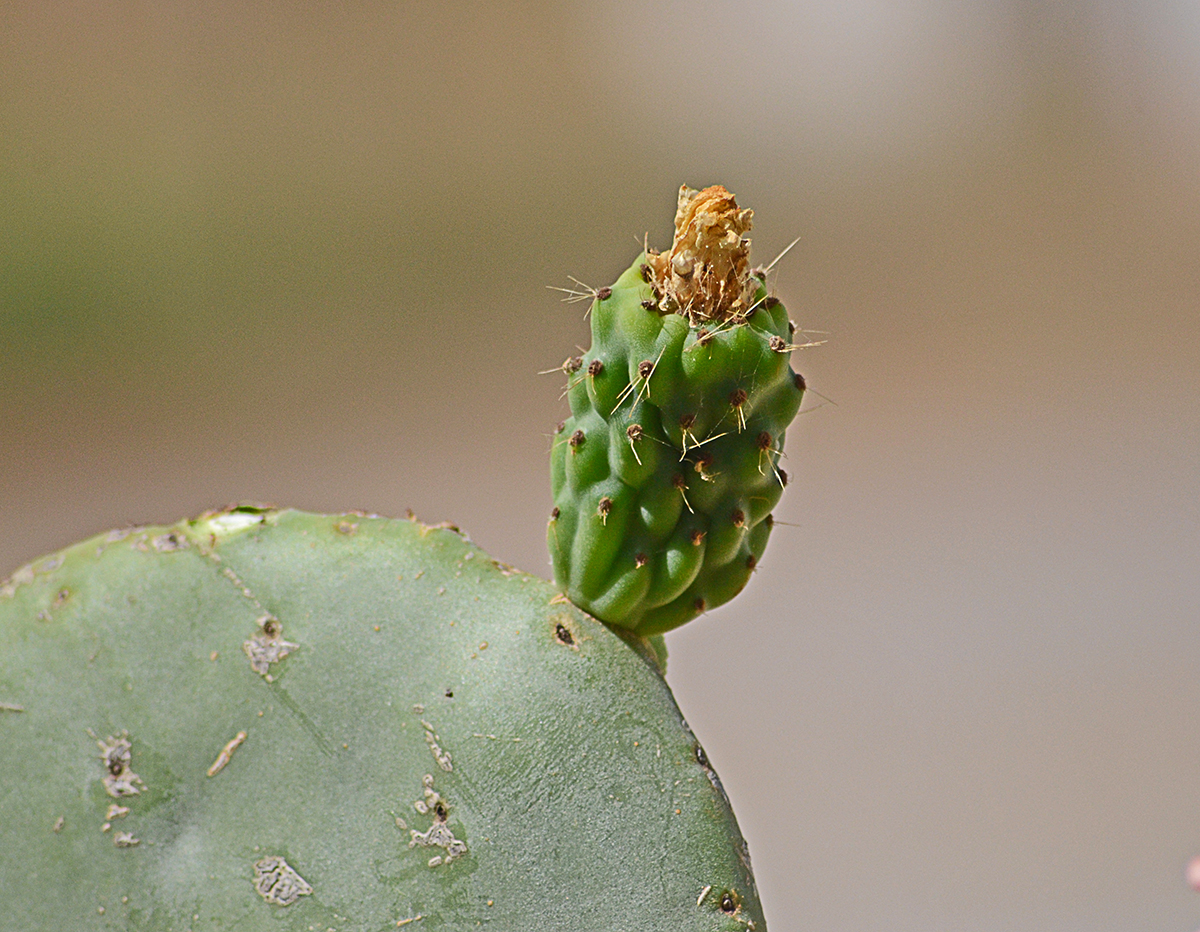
3;2;1198;929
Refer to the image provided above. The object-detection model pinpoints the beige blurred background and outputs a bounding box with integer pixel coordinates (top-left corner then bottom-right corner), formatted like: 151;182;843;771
3;2;1199;929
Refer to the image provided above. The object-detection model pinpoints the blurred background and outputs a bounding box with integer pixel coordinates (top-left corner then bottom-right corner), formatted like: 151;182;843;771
2;1;1198;929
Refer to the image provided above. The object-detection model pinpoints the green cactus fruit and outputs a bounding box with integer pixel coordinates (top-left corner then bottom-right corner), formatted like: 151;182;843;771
549;185;808;634
0;506;765;930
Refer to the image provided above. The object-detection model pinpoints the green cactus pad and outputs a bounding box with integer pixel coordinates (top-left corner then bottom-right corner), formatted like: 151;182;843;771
549;186;808;634
0;507;764;930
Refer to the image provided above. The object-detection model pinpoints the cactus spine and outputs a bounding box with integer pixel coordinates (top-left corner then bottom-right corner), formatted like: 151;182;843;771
549;185;808;633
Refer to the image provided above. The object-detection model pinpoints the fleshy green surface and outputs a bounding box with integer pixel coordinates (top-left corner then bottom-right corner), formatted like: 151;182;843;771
549;256;805;634
0;507;763;931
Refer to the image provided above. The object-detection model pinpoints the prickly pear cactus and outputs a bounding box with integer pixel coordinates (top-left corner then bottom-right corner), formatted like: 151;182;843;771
0;506;765;930
549;185;809;634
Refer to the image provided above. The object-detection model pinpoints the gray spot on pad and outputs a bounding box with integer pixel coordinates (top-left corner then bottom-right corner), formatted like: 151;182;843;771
253;856;313;906
422;720;453;772
408;773;467;867
243;615;298;676
410;821;467;866
151;533;189;553
97;734;146;798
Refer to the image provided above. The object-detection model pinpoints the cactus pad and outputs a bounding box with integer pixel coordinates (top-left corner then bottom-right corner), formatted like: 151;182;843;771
0;507;765;930
549;186;808;634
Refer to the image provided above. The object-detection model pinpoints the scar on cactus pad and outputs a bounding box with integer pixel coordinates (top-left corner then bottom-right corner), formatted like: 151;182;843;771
0;185;814;931
550;184;814;634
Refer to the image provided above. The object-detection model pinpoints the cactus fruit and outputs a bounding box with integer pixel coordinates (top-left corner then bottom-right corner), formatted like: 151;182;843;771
549;185;808;634
1;507;764;929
